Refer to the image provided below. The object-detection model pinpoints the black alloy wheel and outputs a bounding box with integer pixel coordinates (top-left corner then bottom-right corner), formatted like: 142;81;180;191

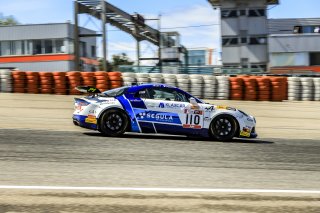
99;109;129;137
210;114;238;142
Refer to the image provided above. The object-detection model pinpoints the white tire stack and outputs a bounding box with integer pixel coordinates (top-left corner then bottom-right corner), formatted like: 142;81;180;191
149;73;163;84
287;77;301;101
189;74;204;98
176;74;190;93
313;78;320;101
203;75;217;100
136;73;150;85
300;77;314;101
216;76;230;100
162;74;177;87
122;72;137;86
0;69;13;93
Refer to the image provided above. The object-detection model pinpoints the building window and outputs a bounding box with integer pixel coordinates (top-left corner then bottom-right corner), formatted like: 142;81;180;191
248;9;265;17
240;10;246;16
222;37;239;46
44;40;53;54
249;37;267;45
221;10;238;18
33;40;42;54
241;37;247;44
55;39;66;53
80;42;87;57
293;26;320;34
293;26;302;34
91;46;96;58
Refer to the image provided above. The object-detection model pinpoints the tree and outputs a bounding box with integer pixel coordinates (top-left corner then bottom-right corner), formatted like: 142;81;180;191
99;53;134;71
0;15;19;26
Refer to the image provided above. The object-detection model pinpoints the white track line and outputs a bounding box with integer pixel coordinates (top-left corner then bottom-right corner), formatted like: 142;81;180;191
0;186;319;194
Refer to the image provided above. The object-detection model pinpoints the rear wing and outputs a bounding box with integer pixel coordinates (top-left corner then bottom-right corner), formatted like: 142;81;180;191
75;86;101;94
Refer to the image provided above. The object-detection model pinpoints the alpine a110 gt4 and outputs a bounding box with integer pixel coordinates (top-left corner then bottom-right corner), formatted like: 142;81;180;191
73;84;257;141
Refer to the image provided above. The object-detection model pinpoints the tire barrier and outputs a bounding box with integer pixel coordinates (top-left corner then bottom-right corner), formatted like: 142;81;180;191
288;77;301;101
149;73;163;84
2;70;320;102
122;72;137;86
314;78;320;101
203;75;217;100
189;74;204;99
94;71;109;92
12;71;26;93
66;71;82;95
270;77;287;102
256;77;271;101
300;77;314;101
163;74;177;87
176;74;190;93
136;73;150;85
229;77;244;100
108;72;122;89
26;71;39;94
242;77;258;101
81;72;95;87
53;72;67;95
216;76;230;100
0;69;13;93
39;72;53;94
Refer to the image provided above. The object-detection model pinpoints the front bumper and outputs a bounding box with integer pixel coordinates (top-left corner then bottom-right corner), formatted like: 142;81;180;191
73;114;98;130
239;127;258;139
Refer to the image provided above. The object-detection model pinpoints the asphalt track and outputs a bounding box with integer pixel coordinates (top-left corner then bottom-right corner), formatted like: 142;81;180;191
0;93;320;212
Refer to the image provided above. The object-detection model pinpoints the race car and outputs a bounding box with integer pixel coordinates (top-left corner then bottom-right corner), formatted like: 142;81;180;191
73;84;257;141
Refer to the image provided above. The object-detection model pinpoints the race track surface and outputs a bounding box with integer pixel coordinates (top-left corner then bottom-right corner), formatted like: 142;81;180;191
0;94;320;212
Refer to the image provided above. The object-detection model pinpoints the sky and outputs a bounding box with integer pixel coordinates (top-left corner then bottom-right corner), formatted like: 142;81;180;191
1;0;320;64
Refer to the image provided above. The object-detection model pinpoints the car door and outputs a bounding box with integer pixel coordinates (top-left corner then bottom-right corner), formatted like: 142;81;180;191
137;87;204;135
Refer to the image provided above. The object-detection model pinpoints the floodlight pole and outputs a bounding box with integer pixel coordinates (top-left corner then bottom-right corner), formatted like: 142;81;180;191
158;14;162;72
101;0;108;71
74;0;81;71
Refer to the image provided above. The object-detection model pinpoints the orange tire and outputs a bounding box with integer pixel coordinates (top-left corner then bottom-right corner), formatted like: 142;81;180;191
108;72;121;77
39;72;53;77
110;82;122;87
109;76;122;81
52;72;66;77
13;79;25;85
55;85;67;89
40;80;53;85
229;77;243;84
13;88;25;93
95;76;108;80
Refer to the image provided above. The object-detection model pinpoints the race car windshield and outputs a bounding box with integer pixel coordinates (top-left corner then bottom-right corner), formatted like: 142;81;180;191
103;86;129;97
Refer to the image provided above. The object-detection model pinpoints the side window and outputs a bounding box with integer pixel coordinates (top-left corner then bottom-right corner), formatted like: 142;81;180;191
147;88;188;102
135;89;149;99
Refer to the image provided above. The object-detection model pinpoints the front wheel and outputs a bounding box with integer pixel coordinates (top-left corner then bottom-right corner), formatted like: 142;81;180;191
99;109;129;137
210;114;238;142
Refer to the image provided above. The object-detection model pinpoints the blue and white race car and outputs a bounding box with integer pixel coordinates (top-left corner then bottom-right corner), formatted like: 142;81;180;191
73;84;257;141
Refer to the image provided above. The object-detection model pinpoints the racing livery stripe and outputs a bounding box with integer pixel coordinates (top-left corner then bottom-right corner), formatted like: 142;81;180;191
116;95;141;133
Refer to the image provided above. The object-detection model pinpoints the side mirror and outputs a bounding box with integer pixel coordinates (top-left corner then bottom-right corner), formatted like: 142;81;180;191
189;97;198;105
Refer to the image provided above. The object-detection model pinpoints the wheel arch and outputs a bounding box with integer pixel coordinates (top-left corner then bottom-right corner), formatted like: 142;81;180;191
209;112;240;137
97;107;131;132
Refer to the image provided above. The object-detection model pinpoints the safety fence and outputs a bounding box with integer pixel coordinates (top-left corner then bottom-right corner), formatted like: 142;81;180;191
1;69;320;102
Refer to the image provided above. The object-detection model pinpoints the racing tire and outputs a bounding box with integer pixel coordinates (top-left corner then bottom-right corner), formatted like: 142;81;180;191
99;109;129;137
209;114;238;142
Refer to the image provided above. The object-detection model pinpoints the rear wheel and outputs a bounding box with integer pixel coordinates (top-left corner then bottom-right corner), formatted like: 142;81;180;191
210;114;238;142
99;109;129;137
